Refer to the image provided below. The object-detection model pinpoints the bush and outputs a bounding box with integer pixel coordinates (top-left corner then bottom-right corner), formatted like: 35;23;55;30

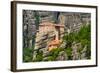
23;48;33;62
34;51;43;61
65;47;72;60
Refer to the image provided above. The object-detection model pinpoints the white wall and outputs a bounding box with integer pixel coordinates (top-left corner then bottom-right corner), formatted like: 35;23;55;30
0;0;99;73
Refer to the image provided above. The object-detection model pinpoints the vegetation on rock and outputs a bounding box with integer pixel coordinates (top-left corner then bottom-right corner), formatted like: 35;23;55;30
23;10;91;62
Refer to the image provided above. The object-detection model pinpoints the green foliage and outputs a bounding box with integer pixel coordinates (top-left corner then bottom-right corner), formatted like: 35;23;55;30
78;25;91;41
23;48;33;62
63;25;90;44
23;24;91;62
45;56;55;61
46;48;63;61
63;33;73;47
65;47;72;60
63;24;91;59
35;51;43;61
78;25;91;59
33;49;57;61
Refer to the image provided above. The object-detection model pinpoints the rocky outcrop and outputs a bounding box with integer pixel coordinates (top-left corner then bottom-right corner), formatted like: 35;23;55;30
33;22;64;60
58;12;91;33
23;10;91;61
23;10;36;48
71;42;81;60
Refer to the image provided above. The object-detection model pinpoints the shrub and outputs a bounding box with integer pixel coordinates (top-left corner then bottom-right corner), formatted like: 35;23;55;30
23;48;33;62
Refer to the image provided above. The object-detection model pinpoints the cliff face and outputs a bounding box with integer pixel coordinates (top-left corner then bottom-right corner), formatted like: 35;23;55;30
23;10;91;62
58;12;91;33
